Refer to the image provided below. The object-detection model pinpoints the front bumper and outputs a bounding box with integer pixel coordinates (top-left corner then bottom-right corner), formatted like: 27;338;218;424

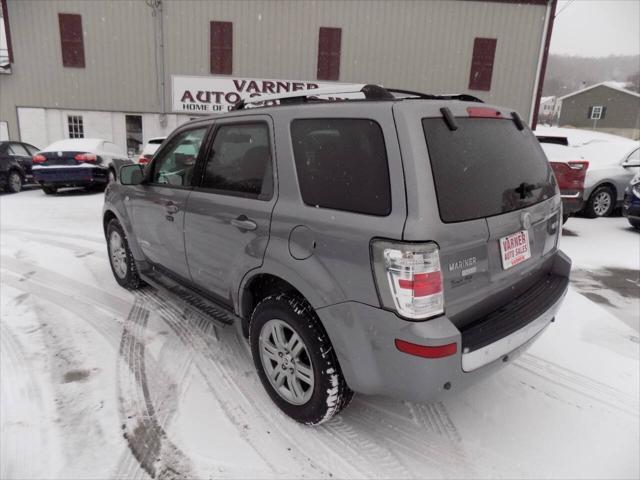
316;250;571;402
33;166;108;187
622;191;640;220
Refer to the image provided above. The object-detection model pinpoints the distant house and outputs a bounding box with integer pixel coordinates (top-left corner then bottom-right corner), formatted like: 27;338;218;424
557;82;640;140
538;96;559;125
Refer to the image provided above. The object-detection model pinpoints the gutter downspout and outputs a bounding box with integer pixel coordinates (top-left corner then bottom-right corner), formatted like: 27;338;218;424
530;0;557;130
147;0;167;127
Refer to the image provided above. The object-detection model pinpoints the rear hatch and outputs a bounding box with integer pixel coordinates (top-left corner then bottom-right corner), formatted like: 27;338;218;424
396;102;562;330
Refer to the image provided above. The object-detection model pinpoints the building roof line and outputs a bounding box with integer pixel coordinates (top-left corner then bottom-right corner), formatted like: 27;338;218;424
558;82;640;101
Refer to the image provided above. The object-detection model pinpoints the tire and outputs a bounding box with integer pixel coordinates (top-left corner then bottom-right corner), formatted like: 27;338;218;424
249;294;353;425
629;219;640;230
42;186;57;195
6;171;22;193
584;186;615;218
106;218;143;290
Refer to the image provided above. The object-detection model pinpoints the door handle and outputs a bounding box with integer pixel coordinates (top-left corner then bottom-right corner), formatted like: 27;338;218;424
165;201;179;214
230;215;257;231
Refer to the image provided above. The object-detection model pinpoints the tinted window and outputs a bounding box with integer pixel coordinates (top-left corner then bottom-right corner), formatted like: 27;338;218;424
290;118;391;216
423;118;557;223
201;123;272;199
9;143;29;156
24;144;40;156
151;128;207;187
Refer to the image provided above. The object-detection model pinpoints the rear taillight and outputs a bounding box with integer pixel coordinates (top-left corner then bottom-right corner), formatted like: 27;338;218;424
33;154;46;163
371;240;444;320
550;160;589;191
74;153;97;162
138;155;151;165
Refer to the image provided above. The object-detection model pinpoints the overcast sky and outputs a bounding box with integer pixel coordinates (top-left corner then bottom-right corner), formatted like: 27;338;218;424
550;0;640;57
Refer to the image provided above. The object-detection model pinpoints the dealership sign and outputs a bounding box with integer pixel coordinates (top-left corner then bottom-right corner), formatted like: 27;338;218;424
172;75;361;114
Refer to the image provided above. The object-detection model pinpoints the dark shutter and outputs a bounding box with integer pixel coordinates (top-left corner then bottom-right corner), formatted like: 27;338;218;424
600;106;607;119
468;37;497;91
317;27;341;81
58;13;85;68
587;107;593;119
210;21;232;74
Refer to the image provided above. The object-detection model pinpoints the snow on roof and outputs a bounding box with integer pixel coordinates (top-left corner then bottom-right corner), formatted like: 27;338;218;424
40;138;105;153
540;96;555;103
533;126;636;146
558;82;640;100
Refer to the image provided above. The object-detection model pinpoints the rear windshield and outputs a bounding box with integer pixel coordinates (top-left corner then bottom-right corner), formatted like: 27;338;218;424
422;118;557;223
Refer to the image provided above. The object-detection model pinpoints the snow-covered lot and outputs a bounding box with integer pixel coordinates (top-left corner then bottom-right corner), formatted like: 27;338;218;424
1;188;638;479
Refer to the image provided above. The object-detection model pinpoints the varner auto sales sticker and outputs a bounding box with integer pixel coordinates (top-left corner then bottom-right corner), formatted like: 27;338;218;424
499;230;531;270
172;75;361;114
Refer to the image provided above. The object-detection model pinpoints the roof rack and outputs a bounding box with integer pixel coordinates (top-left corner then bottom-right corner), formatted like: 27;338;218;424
231;84;483;111
386;88;484;103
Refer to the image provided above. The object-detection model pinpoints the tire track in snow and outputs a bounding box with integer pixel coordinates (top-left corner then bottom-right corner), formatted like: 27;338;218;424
118;298;194;479
141;290;413;479
0;319;49;479
2;225;105;244
515;354;638;417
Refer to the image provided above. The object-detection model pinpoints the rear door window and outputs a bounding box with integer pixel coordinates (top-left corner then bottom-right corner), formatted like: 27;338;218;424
290;118;391;216
422;118;557;223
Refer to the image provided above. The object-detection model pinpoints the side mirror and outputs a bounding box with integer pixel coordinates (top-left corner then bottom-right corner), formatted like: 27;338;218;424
119;164;145;185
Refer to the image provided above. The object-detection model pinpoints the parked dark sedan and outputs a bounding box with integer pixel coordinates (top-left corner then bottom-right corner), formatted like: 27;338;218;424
0;141;40;193
33;138;130;194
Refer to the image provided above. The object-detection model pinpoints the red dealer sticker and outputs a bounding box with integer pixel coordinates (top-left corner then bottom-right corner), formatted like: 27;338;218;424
499;230;531;270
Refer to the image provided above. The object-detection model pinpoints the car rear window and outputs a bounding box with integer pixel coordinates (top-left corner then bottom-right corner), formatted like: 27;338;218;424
290;118;391;216
422;117;556;223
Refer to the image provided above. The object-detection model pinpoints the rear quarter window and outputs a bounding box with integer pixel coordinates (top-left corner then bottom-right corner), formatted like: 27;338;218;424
290;118;391;216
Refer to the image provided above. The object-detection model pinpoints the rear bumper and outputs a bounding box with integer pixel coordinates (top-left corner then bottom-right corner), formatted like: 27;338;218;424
316;250;571;402
33;166;108;187
560;191;584;214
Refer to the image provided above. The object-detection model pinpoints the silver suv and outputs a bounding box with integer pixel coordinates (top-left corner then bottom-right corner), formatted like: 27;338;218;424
104;85;571;425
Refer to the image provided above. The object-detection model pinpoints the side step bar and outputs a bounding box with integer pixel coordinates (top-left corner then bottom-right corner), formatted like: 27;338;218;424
140;269;240;328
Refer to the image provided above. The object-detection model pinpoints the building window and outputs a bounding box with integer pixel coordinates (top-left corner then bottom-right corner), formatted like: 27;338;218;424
58;13;85;68
210;21;232;74
589;105;606;120
468;37;497;91
125;115;143;155
67;115;84;138
317;27;341;81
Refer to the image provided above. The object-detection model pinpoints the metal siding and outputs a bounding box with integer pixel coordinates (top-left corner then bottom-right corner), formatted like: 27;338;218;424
1;0;547;140
559;86;640;130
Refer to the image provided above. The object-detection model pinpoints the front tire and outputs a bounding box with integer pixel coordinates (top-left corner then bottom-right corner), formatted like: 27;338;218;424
106;219;143;290
584;186;615;218
250;294;353;425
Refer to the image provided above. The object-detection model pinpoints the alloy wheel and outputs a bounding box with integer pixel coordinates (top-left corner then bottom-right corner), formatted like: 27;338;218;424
258;319;315;405
109;230;128;279
593;191;612;216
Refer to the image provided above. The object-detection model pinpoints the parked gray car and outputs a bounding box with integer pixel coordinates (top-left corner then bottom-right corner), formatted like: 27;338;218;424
103;85;571;425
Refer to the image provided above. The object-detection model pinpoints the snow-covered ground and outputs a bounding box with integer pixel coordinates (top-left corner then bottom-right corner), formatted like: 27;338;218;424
1;188;639;479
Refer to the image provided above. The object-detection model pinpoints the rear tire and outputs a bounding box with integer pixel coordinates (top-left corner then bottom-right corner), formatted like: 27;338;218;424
249;294;353;425
584;186;615;218
42;186;57;195
6;171;22;193
629;219;640;230
106;219;143;290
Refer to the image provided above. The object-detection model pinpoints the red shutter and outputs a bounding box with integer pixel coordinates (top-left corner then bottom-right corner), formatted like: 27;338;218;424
210;21;233;74
468;37;497;91
317;27;341;81
58;13;85;68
